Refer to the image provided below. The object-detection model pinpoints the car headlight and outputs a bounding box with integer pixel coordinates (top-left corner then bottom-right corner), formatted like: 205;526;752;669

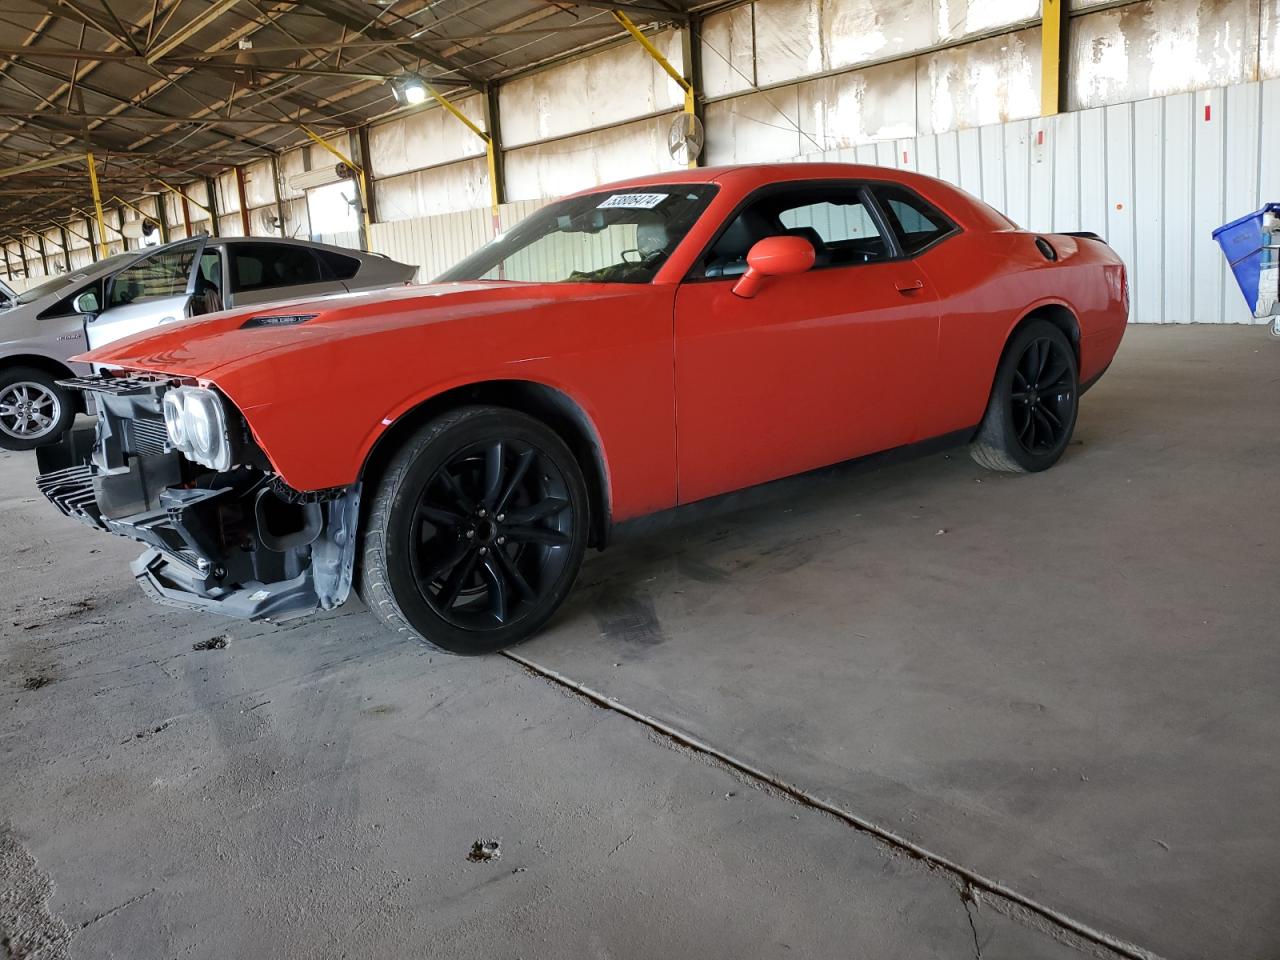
162;386;233;471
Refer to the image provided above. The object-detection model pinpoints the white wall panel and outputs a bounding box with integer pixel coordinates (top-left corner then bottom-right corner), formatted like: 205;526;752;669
796;59;918;151
499;30;685;148
701;4;755;98
1264;0;1280;79
504;116;682;202
1132;99;1165;324
374;157;491;222
752;0;822;85
705;87;802;163
1069;0;1260;110
242;159;275;209
368;95;487;178
702;0;1040;98
916;28;1041;135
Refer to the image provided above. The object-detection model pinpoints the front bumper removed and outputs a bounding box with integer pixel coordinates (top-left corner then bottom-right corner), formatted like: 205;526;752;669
37;398;361;623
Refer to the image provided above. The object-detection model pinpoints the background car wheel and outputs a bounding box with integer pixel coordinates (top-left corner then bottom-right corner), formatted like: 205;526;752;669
360;405;590;655
969;319;1080;473
0;366;76;452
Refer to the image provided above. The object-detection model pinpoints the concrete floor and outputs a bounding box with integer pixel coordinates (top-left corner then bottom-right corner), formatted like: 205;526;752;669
2;325;1276;960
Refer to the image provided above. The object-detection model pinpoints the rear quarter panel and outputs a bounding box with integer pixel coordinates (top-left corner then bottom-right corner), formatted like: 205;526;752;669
918;230;1127;434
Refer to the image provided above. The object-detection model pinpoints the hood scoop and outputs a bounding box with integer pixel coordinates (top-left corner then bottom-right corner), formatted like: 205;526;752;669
240;312;318;329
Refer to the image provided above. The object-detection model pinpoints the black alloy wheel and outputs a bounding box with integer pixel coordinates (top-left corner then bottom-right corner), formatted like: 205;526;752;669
410;436;574;630
970;319;1079;473
1009;336;1076;455
361;406;589;654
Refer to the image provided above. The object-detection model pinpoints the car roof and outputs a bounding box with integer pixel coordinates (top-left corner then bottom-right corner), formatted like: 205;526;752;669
570;163;1012;232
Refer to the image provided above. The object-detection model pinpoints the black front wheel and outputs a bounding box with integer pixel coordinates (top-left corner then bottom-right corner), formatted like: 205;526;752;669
360;406;589;654
970;320;1079;473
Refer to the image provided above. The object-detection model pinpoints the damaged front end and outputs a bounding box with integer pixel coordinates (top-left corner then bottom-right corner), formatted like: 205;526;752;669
36;373;360;622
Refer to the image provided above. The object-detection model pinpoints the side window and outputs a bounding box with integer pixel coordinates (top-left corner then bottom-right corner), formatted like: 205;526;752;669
230;243;323;293
198;251;222;288
875;185;956;256
318;250;360;280
106;245;199;308
702;186;889;278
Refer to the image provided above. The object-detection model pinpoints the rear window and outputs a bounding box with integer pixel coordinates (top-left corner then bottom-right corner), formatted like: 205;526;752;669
230;243;323;293
874;185;957;256
318;250;360;280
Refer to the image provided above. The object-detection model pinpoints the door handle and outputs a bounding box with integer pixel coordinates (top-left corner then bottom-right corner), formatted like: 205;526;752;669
895;279;925;294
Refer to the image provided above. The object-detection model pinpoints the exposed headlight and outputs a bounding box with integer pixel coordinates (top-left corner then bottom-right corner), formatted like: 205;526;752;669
162;386;233;471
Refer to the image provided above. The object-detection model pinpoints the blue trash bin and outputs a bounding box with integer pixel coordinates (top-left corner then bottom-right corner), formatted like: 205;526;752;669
1212;203;1280;328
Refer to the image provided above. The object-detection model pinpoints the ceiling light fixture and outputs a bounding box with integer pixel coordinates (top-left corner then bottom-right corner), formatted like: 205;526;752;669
390;74;429;107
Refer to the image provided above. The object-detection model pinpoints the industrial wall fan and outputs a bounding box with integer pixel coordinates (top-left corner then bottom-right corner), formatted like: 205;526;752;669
668;112;704;166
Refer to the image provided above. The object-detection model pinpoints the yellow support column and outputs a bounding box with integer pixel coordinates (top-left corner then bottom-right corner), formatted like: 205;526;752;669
1041;0;1067;117
612;10;699;167
85;152;109;259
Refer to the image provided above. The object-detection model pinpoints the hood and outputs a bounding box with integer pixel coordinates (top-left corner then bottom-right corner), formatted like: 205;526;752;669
76;280;646;380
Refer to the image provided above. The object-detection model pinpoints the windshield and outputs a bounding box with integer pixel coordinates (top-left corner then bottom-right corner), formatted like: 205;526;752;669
13;253;133;306
439;185;718;284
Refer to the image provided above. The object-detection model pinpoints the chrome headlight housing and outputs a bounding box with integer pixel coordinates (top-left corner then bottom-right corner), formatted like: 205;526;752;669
162;386;233;471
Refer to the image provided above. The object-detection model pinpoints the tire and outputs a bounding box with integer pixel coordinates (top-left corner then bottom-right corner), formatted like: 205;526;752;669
359;405;590;655
970;320;1080;473
0;366;76;452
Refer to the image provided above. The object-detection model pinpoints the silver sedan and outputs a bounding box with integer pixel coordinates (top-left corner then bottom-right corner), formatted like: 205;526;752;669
0;235;416;450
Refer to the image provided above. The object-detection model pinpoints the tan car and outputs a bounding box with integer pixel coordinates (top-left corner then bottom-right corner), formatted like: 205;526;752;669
0;235;416;450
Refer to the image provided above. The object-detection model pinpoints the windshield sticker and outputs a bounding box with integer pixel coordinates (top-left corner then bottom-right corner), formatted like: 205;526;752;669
597;193;667;210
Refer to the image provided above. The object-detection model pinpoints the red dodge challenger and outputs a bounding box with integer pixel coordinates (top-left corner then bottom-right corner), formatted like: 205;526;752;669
36;164;1128;654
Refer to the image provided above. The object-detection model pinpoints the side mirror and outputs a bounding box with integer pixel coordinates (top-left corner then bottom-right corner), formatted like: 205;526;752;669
73;290;100;316
731;235;816;299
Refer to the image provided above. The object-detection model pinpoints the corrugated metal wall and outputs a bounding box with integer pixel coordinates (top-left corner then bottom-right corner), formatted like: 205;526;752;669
800;77;1280;324
369;199;543;281
370;77;1280;325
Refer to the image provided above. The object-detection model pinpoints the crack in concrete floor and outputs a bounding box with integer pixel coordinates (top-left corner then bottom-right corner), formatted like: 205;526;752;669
503;650;1163;960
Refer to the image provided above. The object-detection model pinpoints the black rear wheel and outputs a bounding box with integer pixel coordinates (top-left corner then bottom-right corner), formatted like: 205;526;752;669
360;406;589;654
970;320;1079;473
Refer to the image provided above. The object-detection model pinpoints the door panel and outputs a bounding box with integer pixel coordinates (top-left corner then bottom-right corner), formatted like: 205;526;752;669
673;262;940;505
86;294;192;350
90;236;206;350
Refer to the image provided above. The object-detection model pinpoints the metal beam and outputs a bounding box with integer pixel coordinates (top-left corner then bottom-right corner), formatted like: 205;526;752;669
146;0;240;62
682;13;704;167
205;177;221;236
59;226;73;270
299;0;486;90
2;240;17;280
483;86;506;209
0;109;347;129
354;125;378;225
270;153;287;236
0;152;85;178
575;2;687;21
235;165;252;235
157;178;212;216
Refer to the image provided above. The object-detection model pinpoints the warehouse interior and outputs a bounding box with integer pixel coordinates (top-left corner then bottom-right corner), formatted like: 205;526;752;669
1;1;1278;958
